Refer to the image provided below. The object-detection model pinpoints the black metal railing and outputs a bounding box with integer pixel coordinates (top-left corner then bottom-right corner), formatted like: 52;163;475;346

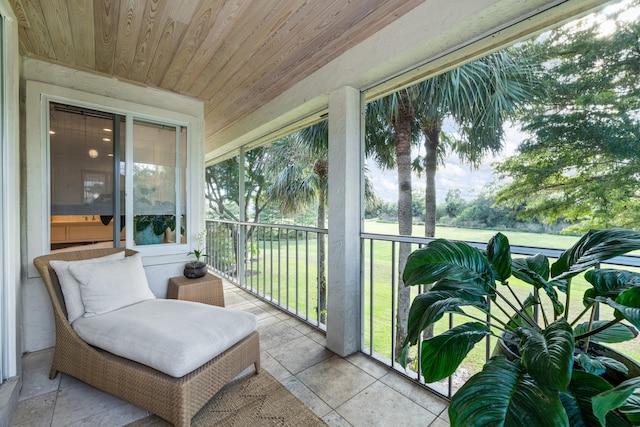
206;219;328;329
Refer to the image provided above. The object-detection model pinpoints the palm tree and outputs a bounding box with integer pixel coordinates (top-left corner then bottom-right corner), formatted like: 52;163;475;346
265;125;329;323
367;89;422;360
366;47;536;361
266;121;379;324
417;48;537;237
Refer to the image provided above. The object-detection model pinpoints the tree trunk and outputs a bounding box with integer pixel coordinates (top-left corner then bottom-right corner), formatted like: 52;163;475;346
423;127;440;238
421;126;441;341
394;91;414;362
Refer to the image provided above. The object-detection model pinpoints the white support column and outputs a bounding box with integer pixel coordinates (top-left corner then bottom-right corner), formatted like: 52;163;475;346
1;3;21;380
326;86;362;357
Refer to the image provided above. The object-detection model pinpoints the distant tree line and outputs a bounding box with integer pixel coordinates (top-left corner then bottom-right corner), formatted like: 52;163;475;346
369;188;572;234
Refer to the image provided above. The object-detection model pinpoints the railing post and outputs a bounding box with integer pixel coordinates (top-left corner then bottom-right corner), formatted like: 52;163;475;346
238;147;246;286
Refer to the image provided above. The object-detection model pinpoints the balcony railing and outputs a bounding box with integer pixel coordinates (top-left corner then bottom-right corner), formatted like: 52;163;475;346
206;220;640;399
206;219;327;329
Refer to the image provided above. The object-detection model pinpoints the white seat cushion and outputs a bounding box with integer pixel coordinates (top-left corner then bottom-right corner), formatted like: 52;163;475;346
72;299;258;377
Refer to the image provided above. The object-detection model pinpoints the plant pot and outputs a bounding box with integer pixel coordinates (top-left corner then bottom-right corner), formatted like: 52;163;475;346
493;334;640;386
184;261;207;279
587;342;640;386
134;225;164;245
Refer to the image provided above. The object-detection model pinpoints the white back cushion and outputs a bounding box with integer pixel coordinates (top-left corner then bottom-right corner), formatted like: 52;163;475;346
70;253;155;317
50;252;126;323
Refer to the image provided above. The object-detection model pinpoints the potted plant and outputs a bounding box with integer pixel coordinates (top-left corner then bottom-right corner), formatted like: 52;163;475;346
184;230;209;279
134;214;176;245
401;228;640;426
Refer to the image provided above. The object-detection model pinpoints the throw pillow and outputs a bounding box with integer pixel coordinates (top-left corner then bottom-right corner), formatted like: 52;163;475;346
70;253;156;317
50;252;126;323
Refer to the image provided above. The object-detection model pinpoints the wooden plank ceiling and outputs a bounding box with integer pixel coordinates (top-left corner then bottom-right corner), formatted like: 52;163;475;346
10;0;423;144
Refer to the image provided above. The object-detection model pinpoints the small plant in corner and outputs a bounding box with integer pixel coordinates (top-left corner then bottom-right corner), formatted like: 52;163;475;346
184;230;209;279
400;228;640;426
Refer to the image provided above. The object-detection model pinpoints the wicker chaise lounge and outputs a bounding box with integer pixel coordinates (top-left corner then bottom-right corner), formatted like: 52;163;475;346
33;248;261;427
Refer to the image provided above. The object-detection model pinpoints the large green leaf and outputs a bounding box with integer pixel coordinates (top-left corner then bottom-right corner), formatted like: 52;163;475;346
584;269;640;307
561;371;628;427
404;290;486;346
550;228;640;280
512;254;550;282
619;390;640;424
430;277;492;298
486;233;512;282
574;320;637;343
574;353;628;377
593;377;640;426
419;322;490;383
517;319;574;392
575;353;607;376
595;356;629;375
600;290;640;330
403;240;494;289
449;356;568;427
512;256;564;315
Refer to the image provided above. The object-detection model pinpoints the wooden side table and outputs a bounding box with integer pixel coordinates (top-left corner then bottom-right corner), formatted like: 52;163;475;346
166;273;225;307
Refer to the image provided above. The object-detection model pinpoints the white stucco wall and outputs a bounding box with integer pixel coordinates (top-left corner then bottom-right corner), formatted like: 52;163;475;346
21;58;205;352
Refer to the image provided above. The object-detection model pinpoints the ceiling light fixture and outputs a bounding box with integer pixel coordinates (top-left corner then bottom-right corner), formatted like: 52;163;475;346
88;149;99;159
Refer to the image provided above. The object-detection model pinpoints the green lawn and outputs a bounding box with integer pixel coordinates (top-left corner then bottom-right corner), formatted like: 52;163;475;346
233;220;640;389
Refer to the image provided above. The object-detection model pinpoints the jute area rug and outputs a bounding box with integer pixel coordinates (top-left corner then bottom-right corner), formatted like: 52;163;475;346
126;369;327;426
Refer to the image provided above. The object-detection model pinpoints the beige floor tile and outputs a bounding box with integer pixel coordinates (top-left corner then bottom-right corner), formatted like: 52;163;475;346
379;371;448;416
223;292;250;307
50;379;134;427
281;375;332;419
61;401;148;426
284;318;320;335
307;330;327;346
9;391;56;426
274;311;293;320
260;351;292;381
297;356;376;408
267;335;333;374
225;300;256;311
240;303;271;320
19;350;60;401
429;416;450;427
259;321;305;351
323;410;354;427
336;381;438;427
346;353;390;379
256;314;282;329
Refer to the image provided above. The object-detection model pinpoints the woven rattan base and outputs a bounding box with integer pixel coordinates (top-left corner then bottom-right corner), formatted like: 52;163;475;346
167;273;224;306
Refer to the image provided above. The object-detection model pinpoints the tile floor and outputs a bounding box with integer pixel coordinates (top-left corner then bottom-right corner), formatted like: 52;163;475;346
10;280;450;426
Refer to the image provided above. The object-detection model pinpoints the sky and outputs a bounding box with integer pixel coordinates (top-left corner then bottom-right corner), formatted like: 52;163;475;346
367;122;525;204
